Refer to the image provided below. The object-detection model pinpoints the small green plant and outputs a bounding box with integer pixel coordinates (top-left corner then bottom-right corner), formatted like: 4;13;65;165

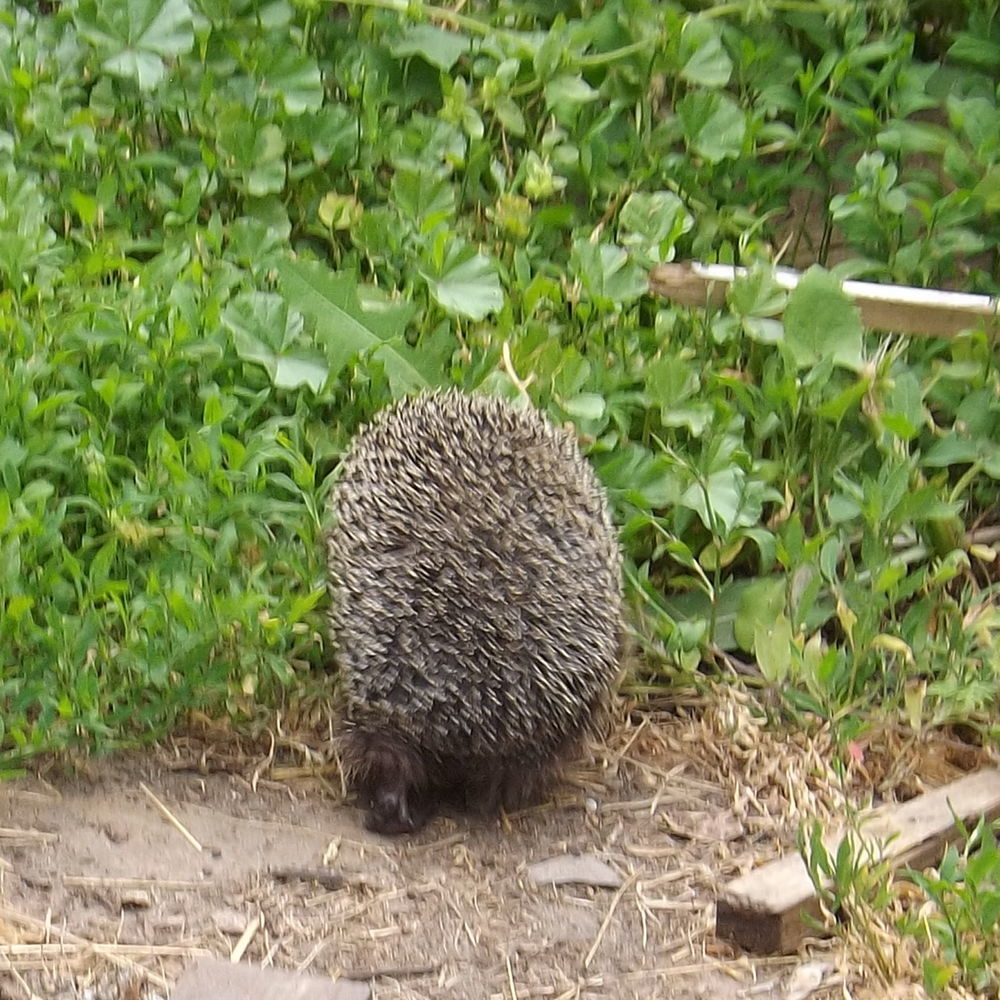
0;0;998;768
799;819;902;985
901;817;1000;996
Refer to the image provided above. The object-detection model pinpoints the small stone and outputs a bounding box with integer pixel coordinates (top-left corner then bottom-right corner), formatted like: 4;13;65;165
20;870;53;889
120;889;151;909
212;907;249;936
526;853;623;889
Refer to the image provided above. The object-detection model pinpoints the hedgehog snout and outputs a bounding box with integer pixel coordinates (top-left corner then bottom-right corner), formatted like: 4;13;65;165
346;727;432;835
368;783;424;835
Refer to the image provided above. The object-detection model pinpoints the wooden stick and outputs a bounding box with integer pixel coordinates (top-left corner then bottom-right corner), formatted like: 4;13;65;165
0;906;182;989
649;261;1000;338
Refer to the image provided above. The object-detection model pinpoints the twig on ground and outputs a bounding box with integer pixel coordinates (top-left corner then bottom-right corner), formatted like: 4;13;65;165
583;873;638;969
139;781;203;852
229;914;261;963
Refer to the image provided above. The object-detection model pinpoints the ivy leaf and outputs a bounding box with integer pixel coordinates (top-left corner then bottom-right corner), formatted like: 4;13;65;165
275;258;426;393
391;24;470;71
783;267;865;372
222;292;328;392
678;91;746;163
679;17;732;88
545;74;599;123
570;240;647;309
75;0;194;90
423;246;504;320
260;49;323;115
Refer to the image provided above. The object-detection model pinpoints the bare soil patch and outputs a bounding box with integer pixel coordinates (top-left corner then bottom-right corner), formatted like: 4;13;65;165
1;696;989;1000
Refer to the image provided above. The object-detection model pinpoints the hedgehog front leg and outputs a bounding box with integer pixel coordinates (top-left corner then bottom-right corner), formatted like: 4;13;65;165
343;728;431;834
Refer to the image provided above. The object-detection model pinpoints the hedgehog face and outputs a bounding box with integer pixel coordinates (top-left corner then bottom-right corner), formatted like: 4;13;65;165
367;783;425;835
342;724;432;834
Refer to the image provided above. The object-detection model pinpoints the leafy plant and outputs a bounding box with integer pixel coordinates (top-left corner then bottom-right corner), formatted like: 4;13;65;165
798;818;900;985
0;0;998;768
902;817;1000;996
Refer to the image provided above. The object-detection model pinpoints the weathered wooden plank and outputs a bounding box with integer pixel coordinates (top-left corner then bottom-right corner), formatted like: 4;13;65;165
716;768;1000;954
649;261;1000;339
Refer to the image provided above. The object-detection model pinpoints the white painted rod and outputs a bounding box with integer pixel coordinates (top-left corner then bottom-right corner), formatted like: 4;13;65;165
649;261;1000;338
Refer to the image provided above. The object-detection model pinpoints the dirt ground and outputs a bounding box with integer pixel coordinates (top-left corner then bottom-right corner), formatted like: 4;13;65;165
1;693;985;1000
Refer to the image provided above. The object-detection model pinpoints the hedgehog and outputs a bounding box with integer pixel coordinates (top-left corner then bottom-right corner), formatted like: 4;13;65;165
327;389;622;834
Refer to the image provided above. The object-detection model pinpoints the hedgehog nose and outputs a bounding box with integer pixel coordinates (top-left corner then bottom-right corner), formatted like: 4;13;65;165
368;786;417;834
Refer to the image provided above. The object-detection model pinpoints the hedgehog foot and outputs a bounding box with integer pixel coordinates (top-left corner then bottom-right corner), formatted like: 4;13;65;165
344;729;431;835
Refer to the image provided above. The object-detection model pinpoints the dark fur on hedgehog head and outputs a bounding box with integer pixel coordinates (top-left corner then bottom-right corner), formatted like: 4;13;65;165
327;390;623;835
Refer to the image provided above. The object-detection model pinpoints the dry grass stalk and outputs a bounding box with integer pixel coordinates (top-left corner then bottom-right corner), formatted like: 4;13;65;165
0;827;58;845
62;875;211;891
229;914;261;962
139;781;203;852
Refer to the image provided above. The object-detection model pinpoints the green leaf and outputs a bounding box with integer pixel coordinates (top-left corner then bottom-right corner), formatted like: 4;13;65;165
562;393;606;421
883;371;925;441
274;258;426;393
972;166;1000;213
391;24;470;71
492;95;527;136
754;614;794;684
735;577;786;652
423;245;504;321
679;17;732;88
727;267;787;318
6;595;34;624
75;0;194;90
222;291;328;392
949;32;1000;71
618;191;693;263
261;49;323;115
783;267;865;372
269;355;329;392
923;435;992;469
392;167;456;229
545;74;599;112
570;240;647;308
680;467;745;537
216;113;287;197
678;91;746;163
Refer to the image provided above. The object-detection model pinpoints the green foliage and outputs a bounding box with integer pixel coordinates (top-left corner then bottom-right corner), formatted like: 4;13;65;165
901;818;1000;996
800;816;895;917
1;0;999;771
